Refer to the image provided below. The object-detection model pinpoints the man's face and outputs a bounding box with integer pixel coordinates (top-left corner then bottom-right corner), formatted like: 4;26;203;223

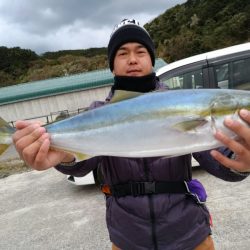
112;42;153;77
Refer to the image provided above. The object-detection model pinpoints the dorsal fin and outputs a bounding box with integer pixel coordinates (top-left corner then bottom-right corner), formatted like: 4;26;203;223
110;90;143;103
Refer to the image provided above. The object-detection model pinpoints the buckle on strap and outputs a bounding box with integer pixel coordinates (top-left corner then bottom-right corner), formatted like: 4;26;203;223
130;182;156;196
102;181;189;197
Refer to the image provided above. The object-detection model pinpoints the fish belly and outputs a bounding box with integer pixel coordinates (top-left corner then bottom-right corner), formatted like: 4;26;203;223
50;117;222;158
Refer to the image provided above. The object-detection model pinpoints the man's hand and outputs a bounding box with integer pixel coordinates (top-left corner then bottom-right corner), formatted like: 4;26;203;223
211;109;250;173
12;120;74;170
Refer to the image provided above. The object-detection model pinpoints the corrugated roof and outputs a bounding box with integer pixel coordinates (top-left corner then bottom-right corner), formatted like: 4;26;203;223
0;58;167;105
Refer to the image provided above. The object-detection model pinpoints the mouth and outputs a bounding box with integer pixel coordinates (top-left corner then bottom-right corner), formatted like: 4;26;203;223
126;69;142;76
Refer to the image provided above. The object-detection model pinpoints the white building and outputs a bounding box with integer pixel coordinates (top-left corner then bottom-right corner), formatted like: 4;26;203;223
0;59;167;125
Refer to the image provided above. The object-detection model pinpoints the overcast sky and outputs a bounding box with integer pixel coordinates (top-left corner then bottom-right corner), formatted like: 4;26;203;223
0;0;186;54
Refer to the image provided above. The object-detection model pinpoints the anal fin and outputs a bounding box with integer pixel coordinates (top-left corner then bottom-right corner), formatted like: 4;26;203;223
50;145;93;161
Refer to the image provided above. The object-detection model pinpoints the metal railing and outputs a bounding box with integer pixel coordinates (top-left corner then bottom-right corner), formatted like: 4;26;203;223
9;107;88;127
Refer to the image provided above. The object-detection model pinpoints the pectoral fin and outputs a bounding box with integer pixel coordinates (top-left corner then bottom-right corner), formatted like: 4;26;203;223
173;118;208;132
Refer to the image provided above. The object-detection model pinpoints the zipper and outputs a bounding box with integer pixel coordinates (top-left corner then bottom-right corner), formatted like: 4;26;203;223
143;159;158;250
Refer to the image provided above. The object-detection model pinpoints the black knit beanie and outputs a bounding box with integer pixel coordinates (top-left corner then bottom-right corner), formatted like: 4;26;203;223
108;19;155;71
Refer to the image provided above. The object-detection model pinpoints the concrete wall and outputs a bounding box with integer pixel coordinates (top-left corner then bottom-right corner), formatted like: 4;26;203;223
1;86;111;124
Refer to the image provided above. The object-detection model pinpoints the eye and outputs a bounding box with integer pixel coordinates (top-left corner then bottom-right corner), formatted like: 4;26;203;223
117;51;127;56
137;49;147;54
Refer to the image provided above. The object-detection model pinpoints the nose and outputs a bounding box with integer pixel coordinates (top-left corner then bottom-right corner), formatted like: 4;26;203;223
128;52;137;64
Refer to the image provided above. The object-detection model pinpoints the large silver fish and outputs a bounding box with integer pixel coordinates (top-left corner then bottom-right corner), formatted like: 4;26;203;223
0;89;250;160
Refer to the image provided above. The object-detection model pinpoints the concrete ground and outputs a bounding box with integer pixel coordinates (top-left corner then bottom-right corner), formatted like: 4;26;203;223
0;167;249;250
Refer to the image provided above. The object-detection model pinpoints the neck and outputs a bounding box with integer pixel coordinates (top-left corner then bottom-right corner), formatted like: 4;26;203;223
112;72;157;93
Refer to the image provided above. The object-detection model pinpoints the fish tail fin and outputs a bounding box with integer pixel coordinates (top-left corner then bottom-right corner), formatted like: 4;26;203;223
0;117;15;156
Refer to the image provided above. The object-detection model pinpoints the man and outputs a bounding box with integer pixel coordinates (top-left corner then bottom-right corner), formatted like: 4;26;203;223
13;19;250;250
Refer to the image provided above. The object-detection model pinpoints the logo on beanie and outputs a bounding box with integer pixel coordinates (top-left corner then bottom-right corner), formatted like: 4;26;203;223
111;19;143;37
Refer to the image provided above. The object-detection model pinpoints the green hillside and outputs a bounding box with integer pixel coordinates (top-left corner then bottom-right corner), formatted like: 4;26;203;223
0;47;108;87
145;0;249;62
0;0;249;88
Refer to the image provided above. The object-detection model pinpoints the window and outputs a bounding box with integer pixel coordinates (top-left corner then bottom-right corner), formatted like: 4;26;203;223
213;57;250;90
214;63;229;89
232;58;250;90
161;68;204;89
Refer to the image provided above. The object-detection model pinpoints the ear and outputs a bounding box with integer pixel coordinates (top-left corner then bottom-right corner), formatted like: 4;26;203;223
112;69;116;76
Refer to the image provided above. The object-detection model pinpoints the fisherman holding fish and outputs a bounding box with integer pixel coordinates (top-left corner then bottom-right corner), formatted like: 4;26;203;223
9;19;250;250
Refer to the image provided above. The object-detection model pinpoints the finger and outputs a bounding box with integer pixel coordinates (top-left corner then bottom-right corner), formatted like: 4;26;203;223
210;150;237;169
15;120;33;129
21;133;50;165
224;118;250;146
14;127;46;156
13;124;45;145
15;120;43;130
33;138;52;170
210;150;249;172
34;140;69;170
214;130;246;154
239;109;250;123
